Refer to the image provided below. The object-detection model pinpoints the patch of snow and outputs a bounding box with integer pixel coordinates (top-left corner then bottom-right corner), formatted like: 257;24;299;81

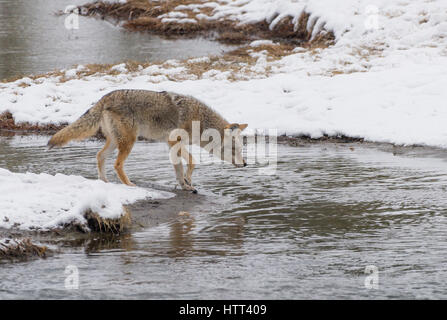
250;40;274;47
196;13;212;20
64;69;77;78
110;63;128;73
161;17;197;24
1;0;447;149
0;168;173;231
159;11;189;19
188;56;211;64
202;69;231;80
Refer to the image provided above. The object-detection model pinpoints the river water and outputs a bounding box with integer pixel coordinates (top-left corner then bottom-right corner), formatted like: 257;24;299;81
1;135;447;299
1;0;447;300
0;0;232;80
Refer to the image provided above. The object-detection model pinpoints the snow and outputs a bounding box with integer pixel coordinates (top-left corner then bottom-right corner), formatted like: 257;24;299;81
250;40;274;47
161;17;197;24
0;168;173;231
1;0;447;149
160;11;189;19
187;57;211;64
110;63;128;73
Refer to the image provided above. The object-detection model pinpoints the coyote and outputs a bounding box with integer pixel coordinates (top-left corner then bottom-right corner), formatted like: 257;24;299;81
48;89;247;192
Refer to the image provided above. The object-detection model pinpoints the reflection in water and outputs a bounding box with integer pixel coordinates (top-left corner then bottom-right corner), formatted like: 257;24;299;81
83;233;136;254
1;135;447;298
166;214;246;258
169;216;196;257
0;0;234;80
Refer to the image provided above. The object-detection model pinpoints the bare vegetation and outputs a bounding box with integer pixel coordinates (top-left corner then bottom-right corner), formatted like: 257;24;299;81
83;207;132;234
0;238;48;260
0;111;66;133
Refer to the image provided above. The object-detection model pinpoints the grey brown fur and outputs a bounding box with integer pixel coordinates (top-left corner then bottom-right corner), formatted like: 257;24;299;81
48;89;247;191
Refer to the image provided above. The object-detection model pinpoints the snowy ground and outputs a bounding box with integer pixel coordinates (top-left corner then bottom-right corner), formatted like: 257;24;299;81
2;0;446;147
0;168;173;231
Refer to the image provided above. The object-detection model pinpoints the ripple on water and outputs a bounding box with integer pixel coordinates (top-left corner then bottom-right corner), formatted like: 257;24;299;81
1;135;447;298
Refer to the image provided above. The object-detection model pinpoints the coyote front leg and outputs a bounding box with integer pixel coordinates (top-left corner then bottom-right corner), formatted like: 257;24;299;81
180;145;196;187
169;141;197;192
114;134;136;187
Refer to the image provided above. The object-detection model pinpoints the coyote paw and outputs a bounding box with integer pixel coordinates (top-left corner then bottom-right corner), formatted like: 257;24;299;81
181;181;197;193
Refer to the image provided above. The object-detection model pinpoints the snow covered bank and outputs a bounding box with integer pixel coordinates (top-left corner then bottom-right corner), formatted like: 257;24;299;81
92;0;447;49
1;53;447;147
1;0;446;148
80;0;334;44
0;168;173;232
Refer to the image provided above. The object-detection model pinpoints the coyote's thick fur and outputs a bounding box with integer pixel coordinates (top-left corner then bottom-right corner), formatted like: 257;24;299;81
48;89;247;192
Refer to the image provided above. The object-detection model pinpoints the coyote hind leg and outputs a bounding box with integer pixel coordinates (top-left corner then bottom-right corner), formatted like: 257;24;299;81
114;135;137;187
181;145;196;186
97;138;116;182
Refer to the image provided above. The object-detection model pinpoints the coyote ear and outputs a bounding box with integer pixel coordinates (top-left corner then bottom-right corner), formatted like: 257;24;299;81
224;123;239;131
224;123;248;131
224;123;248;135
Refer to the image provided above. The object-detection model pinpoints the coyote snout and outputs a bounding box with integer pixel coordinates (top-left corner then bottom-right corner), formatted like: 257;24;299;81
48;89;248;193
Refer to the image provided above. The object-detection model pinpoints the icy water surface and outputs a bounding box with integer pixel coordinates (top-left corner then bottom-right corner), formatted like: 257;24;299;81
1;135;447;299
0;0;233;80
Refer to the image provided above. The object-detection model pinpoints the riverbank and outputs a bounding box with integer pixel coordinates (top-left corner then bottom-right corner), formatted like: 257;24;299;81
78;0;334;45
0;185;202;261
1;55;447;148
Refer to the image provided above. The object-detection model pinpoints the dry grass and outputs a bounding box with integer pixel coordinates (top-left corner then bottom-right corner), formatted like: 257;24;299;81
0;111;67;133
1;63;125;84
0;111;108;138
181;43;296;80
84;206;132;234
0;239;48;260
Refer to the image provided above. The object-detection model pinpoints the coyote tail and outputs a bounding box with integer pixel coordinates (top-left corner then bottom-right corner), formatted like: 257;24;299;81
48;102;103;149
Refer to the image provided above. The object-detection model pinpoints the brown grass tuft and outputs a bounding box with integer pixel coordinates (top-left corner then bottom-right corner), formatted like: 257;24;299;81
0;111;67;133
0;239;48;260
84;206;131;234
217;31;247;44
